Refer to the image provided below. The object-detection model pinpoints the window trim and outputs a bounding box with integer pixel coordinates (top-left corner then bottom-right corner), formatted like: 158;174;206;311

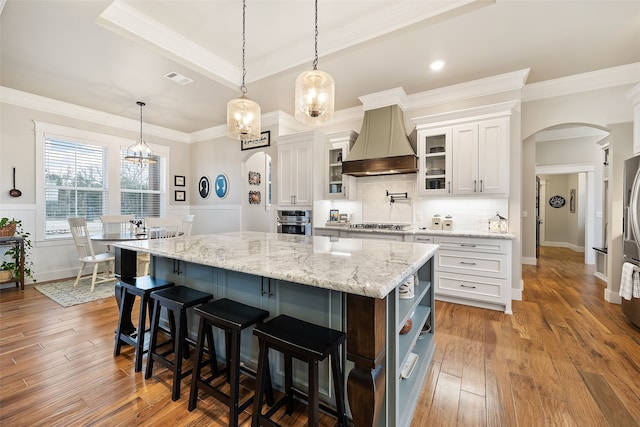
35;121;169;242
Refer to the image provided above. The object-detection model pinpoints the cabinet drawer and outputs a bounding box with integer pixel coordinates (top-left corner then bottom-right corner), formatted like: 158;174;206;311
436;250;508;279
435;271;506;300
436;236;508;253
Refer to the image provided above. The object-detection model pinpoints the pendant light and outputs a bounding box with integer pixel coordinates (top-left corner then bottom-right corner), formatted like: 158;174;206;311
125;101;157;165
294;0;334;126
227;0;261;140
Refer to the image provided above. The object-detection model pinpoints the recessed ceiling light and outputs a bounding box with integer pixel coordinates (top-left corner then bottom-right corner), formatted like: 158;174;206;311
430;60;445;71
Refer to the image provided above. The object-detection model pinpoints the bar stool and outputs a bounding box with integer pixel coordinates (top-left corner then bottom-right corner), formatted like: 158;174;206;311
113;275;174;372
251;314;347;427
145;285;213;401
188;298;274;426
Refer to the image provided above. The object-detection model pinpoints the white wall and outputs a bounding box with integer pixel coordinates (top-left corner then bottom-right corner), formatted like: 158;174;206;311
0;102;191;282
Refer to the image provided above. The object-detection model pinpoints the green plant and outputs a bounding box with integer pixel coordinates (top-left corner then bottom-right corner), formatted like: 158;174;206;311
0;217;35;282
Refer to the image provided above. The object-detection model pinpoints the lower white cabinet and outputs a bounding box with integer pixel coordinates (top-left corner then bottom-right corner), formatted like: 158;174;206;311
430;235;512;313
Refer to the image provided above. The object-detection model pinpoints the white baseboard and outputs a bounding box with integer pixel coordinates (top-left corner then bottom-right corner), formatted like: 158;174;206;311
541;241;584;252
604;288;622;304
522;257;537;265
594;272;608;283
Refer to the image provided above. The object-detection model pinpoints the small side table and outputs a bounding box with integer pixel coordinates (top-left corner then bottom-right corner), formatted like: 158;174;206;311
0;235;25;290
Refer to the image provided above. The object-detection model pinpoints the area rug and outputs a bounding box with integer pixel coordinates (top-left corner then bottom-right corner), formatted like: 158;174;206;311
34;278;116;307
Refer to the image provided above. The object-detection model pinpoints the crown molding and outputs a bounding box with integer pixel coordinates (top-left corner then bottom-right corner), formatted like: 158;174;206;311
407;69;530;109
0;86;190;143
627;82;640;104
96;0;239;90
412;100;519;128
523;62;640;102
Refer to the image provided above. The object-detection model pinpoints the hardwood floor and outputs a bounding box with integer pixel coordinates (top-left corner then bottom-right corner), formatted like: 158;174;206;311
1;247;639;426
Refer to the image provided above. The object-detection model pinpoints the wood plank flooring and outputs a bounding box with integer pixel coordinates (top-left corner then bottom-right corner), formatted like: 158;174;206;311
1;246;639;426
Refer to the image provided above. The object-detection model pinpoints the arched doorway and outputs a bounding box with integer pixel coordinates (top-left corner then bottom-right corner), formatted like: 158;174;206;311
531;124;609;265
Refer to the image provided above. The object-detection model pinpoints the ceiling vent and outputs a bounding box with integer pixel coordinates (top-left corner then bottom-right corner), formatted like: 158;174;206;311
163;71;193;86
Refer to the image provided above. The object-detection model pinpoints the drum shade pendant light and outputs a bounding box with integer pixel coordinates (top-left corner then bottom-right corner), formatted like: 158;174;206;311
227;0;261;140
125;101;157;165
294;0;334;126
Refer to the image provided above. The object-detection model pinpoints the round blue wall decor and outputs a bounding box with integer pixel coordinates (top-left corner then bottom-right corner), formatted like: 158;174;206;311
215;173;229;199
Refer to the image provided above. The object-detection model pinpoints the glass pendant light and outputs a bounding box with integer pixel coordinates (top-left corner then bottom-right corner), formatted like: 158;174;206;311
227;0;261;140
294;0;334;126
125;101;157;165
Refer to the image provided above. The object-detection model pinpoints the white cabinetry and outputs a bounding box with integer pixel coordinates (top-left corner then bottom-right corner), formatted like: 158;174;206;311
451;119;508;195
277;131;323;207
627;83;640;155
414;102;516;196
416;127;452;195
325;131;358;200
433;235;512;313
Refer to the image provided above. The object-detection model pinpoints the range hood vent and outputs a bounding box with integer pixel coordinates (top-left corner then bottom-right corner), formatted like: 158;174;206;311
342;105;417;176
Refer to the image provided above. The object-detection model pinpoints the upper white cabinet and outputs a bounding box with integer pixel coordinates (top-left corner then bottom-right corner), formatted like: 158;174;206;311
414;102;516;196
417;127;452;195
325;131;358;200
277;131;323;207
627;83;640;155
451;118;509;195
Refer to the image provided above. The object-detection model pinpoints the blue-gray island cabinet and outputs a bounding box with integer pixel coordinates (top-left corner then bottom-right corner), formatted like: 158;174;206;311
114;231;437;427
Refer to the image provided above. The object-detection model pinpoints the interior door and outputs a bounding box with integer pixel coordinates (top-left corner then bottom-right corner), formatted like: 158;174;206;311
536;176;542;258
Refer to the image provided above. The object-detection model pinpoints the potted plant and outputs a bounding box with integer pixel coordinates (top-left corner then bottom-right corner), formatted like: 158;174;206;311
0;217;35;283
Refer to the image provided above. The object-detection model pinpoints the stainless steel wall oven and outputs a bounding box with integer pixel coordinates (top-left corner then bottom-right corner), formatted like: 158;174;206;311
276;210;312;236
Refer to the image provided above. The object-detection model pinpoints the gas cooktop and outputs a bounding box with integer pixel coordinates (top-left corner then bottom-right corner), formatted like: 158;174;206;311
349;223;412;231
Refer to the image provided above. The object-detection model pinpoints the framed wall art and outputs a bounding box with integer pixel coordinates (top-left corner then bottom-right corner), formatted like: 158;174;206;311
248;171;261;185
174;175;185;186
175;190;186;201
199;176;210;199
241;130;270;151
249;191;261;204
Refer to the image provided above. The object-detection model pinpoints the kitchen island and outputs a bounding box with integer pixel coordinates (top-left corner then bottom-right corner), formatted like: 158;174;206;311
114;231;438;427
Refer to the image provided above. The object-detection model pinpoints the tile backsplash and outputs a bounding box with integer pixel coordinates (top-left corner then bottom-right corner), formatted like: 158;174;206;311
318;175;509;232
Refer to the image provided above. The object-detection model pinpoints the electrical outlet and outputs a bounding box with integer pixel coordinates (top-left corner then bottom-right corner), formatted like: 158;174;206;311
522;211;528;218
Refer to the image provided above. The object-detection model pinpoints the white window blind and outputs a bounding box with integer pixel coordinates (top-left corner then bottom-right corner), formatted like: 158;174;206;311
44;138;106;236
120;150;164;219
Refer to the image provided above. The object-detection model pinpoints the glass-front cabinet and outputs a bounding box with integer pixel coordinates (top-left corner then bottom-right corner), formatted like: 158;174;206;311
325;131;358;199
417;127;452;195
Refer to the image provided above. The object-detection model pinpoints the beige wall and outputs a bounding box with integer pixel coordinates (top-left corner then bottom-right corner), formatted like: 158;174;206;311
521;84;635;302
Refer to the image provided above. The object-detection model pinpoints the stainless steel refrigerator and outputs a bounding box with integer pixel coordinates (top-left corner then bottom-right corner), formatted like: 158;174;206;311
622;154;640;328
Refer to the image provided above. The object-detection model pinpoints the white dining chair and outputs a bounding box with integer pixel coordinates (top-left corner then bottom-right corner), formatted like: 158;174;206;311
68;216;116;291
145;216;182;239
99;215;135;234
181;214;195;237
138;216;183;276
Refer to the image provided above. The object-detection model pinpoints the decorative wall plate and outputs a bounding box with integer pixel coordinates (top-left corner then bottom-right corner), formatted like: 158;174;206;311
199;176;210;199
549;195;566;208
215;174;228;199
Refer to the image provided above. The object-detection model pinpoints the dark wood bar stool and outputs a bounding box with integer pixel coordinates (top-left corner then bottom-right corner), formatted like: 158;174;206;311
188;298;274;426
145;285;213;401
251;314;347;427
113;276;174;372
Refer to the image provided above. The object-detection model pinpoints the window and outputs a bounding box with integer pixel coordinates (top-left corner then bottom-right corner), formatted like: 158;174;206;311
44;138;106;237
120;150;164;218
35;121;169;241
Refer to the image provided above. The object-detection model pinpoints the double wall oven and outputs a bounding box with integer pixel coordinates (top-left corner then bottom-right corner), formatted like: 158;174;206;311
276;210;312;236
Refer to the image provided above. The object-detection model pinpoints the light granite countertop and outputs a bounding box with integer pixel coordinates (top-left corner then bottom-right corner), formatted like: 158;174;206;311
114;231;438;299
314;225;515;240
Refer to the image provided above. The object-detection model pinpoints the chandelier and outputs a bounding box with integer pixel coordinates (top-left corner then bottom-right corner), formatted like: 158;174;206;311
294;0;335;125
227;0;261;140
124;101;157;165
